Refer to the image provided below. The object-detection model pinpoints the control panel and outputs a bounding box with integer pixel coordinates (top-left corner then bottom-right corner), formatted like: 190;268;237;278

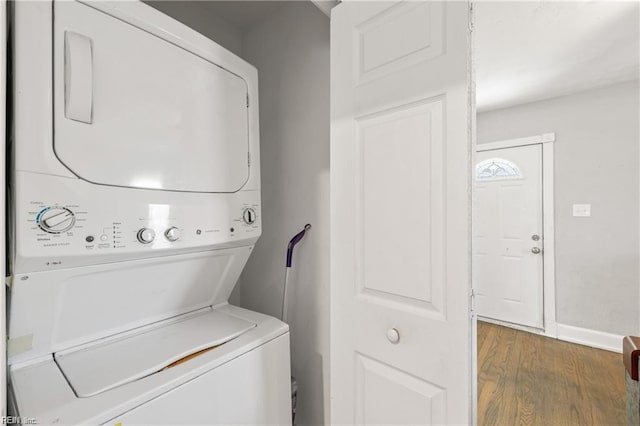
15;172;261;273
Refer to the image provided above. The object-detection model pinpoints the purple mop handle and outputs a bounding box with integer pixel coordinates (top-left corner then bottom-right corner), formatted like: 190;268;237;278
286;224;311;267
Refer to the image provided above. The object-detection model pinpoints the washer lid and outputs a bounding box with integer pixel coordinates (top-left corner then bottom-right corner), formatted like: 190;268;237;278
54;309;256;397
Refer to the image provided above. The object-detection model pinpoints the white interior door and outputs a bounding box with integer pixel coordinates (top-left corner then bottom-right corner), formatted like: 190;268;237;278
330;1;471;424
473;144;544;328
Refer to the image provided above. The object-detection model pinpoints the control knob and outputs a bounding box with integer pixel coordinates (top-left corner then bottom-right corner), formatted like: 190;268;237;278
164;227;181;242
243;208;257;225
38;207;76;234
137;228;156;244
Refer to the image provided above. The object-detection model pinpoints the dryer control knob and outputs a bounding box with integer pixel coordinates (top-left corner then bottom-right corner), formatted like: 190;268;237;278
137;228;155;244
243;208;257;225
164;227;181;242
38;207;76;234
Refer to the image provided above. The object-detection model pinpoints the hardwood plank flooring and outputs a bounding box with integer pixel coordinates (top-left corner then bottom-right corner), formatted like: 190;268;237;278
477;321;626;425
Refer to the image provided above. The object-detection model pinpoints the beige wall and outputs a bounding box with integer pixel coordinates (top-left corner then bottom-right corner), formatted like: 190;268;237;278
478;80;640;336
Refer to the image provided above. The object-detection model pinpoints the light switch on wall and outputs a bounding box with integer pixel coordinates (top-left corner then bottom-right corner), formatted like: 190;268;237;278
572;204;591;217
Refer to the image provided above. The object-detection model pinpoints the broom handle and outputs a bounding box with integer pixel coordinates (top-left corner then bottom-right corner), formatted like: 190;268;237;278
281;224;311;322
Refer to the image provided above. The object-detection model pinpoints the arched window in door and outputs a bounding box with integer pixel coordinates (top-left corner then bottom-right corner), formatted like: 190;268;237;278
475;158;522;181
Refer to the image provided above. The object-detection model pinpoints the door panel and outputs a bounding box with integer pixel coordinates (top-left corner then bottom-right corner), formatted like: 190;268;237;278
54;1;249;193
355;353;444;425
357;99;444;314
473;144;543;328
356;2;444;83
330;1;471;424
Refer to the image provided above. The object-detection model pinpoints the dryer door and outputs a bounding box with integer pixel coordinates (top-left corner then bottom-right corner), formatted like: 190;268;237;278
53;1;250;193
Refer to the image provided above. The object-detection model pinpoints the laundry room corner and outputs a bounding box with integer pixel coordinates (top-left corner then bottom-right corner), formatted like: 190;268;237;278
7;0;291;422
144;1;244;56
230;3;330;425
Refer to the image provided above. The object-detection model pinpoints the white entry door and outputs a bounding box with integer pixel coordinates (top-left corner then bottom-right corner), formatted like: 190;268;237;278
330;1;471;424
473;144;544;328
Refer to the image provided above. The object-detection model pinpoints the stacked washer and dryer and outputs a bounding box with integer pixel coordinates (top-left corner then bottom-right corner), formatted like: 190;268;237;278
7;1;291;423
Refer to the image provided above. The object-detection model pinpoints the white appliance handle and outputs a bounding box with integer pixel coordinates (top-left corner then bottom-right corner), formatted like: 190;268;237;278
64;31;93;124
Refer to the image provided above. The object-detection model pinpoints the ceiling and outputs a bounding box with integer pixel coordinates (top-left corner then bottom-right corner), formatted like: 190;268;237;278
150;1;638;112
476;1;640;112
169;1;333;32
189;1;291;32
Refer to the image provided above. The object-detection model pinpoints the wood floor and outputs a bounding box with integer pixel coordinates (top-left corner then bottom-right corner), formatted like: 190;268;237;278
477;321;626;425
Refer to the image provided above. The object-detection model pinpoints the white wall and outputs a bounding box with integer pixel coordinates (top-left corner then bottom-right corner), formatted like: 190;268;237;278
478;80;640;337
233;3;330;425
145;1;243;56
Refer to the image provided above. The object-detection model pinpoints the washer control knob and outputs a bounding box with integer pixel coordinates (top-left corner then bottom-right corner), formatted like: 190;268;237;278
137;228;155;244
38;207;76;234
243;208;257;225
164;227;181;242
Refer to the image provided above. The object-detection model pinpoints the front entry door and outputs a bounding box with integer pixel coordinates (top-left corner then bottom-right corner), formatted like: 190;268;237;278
330;1;472;424
473;144;544;328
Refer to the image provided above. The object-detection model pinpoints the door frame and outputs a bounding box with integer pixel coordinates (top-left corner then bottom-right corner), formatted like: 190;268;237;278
1;0;6;416
475;132;557;338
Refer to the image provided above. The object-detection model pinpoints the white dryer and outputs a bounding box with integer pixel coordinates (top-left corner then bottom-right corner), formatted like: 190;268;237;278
8;1;291;424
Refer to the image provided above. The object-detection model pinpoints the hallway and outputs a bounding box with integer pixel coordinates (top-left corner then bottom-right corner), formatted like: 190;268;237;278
478;321;625;425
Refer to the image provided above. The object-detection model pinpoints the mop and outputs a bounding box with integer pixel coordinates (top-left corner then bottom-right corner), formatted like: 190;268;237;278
281;223;311;425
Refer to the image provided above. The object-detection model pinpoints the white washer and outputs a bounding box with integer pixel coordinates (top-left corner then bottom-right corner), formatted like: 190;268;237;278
8;1;290;424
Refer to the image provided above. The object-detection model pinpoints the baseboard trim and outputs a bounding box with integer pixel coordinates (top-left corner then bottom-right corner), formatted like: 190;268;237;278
556;323;623;353
478;316;546;335
478;316;559;339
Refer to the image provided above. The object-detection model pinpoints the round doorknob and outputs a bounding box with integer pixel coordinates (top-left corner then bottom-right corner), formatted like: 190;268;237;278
387;328;400;344
531;247;541;254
